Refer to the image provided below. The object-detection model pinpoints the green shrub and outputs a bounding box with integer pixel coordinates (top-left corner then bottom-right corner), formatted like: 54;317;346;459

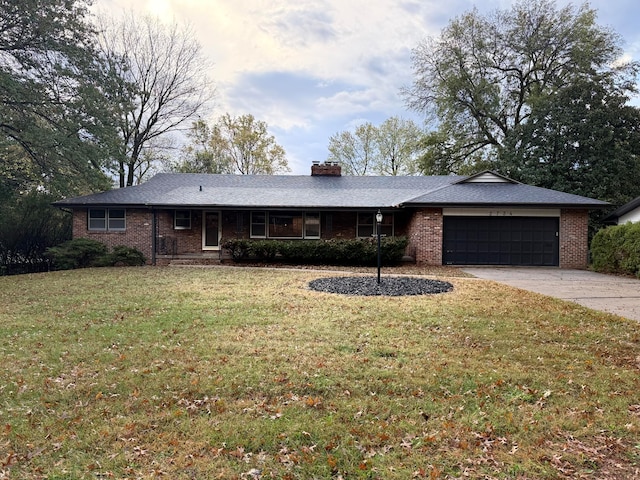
221;239;252;261
106;245;147;266
46;238;108;270
381;236;409;264
222;237;409;266
0;191;72;275
46;239;146;270
591;222;640;278
250;240;280;261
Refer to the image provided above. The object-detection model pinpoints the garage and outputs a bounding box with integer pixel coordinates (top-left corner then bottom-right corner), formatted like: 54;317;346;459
443;216;559;266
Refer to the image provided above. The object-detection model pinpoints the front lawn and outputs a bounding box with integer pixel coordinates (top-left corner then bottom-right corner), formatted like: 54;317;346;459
0;267;638;479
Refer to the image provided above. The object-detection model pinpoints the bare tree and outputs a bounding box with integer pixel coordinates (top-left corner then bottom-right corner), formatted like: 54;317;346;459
97;12;215;187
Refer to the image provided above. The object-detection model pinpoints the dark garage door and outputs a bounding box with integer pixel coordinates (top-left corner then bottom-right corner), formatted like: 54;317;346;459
443;216;559;266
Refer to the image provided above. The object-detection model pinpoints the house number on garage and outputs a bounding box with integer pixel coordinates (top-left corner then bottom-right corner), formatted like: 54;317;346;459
489;211;513;216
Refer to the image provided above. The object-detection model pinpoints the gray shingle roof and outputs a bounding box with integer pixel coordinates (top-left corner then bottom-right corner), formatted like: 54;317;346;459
54;172;609;209
604;195;640;222
405;182;608;206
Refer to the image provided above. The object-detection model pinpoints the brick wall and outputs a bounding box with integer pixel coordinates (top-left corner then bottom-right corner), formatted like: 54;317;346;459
73;208;153;263
157;210;202;253
406;208;443;265
72;207;590;268
559;209;589;269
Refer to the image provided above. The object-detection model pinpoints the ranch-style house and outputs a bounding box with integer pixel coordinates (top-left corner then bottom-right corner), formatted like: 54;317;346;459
54;163;608;268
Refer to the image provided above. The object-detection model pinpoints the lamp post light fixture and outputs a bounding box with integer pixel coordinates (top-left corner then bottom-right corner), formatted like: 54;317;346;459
376;209;383;284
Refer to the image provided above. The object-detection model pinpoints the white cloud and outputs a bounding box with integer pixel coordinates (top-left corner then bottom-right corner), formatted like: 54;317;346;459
316;89;386;117
93;0;640;174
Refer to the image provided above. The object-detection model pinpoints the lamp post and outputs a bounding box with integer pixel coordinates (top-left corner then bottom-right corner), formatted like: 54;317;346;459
376;209;383;284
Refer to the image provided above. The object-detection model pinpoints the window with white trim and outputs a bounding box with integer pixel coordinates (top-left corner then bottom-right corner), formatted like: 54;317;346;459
88;208;126;231
174;210;191;230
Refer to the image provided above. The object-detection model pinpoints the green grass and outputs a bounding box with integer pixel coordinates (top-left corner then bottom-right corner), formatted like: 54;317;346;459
0;266;639;479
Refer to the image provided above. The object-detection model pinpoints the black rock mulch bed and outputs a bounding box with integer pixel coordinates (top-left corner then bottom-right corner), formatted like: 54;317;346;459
308;276;454;297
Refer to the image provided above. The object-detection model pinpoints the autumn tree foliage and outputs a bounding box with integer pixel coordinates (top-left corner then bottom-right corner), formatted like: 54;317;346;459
174;114;289;175
327;117;422;176
327;123;377;175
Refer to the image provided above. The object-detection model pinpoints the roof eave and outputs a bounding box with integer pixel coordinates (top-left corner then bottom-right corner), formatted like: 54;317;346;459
53;202;406;210
605;196;640;220
403;202;610;209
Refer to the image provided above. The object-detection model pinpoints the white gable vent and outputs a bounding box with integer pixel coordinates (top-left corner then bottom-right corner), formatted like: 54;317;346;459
455;170;519;184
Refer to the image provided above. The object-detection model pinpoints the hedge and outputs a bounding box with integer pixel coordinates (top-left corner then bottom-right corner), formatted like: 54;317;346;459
221;237;409;266
45;238;146;270
590;222;640;278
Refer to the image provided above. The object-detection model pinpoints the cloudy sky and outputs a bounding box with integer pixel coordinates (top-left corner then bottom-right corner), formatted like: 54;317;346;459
92;0;640;175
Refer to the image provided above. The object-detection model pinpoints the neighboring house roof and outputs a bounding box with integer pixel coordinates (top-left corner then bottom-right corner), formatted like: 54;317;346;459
603;196;640;224
54;171;609;210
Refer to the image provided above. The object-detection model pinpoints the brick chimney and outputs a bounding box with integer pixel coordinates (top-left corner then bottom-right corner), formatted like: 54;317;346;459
311;161;342;176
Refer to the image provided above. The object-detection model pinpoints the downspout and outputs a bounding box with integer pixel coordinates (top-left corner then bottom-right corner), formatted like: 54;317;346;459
151;208;157;266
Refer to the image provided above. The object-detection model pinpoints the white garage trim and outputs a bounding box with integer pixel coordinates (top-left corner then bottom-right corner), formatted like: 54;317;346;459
619;208;640;224
443;208;560;217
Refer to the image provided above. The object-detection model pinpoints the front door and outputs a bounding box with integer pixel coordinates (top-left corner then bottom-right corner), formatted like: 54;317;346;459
203;211;220;250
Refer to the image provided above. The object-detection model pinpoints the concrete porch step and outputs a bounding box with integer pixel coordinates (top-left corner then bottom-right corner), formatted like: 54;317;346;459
162;255;222;266
169;259;222;266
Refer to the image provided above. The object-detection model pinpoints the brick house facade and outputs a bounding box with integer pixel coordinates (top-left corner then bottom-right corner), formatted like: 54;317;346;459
406;208;443;266
559;209;590;269
73;208;154;261
70;206;593;269
58;167;606;269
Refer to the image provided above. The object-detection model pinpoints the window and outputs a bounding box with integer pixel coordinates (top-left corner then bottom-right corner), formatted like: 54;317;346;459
88;208;126;231
174;210;191;230
357;213;374;238
378;213;394;237
88;209;106;230
357;212;393;238
251;212;266;238
108;209;126;231
250;211;321;239
304;212;320;238
269;211;303;238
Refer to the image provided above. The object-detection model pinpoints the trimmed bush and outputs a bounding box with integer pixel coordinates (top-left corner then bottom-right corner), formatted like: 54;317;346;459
46;238;108;270
250;240;280;261
46;239;146;270
222;237;409;266
106;245;147;266
591;222;640;278
221;239;252;261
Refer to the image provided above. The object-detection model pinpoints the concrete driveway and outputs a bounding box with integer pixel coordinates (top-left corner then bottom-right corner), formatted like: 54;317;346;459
461;267;640;322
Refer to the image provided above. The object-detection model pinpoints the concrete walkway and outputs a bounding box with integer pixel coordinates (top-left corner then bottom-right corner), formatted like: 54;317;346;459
461;267;640;322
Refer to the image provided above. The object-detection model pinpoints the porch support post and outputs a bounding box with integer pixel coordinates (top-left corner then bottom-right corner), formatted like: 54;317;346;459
151;208;157;266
